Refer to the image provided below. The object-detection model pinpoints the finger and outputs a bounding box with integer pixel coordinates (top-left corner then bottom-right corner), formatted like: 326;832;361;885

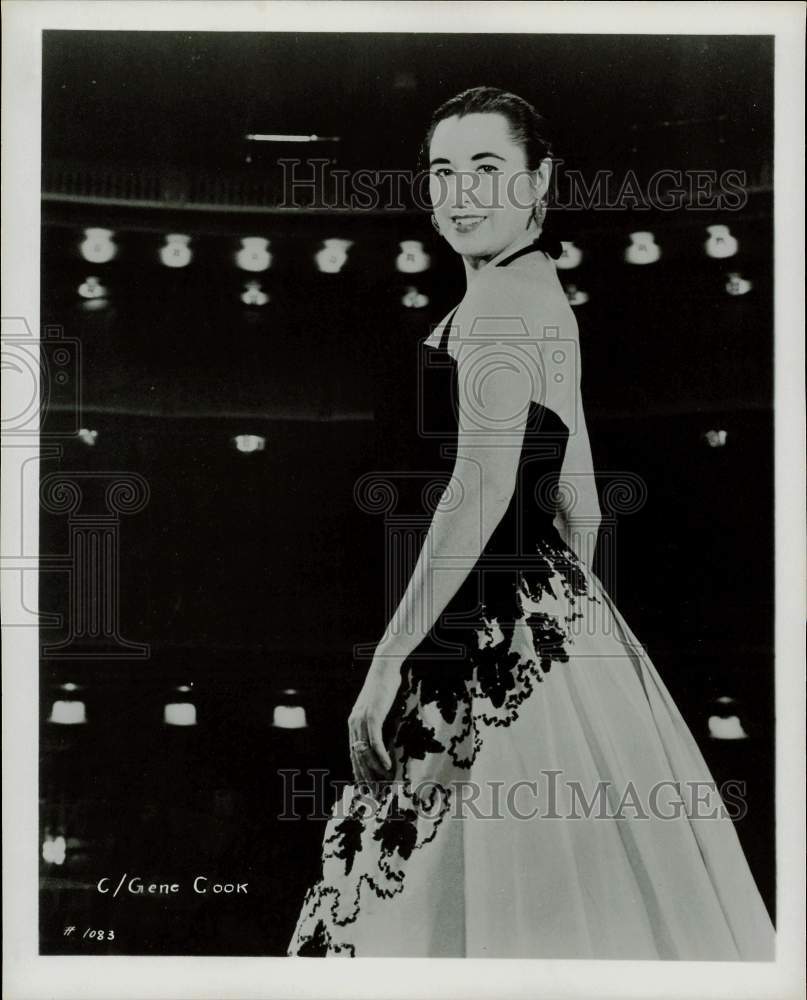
368;719;393;776
349;750;361;786
348;724;367;778
357;725;388;780
351;747;371;787
356;755;375;791
351;721;383;782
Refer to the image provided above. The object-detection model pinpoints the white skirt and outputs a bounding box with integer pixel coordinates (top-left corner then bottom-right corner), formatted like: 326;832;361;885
287;554;776;959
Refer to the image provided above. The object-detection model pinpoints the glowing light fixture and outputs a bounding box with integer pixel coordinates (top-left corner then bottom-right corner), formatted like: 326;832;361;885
42;834;67;865
402;286;429;308
564;284;589;307
316;238;353;274
273;687;307;729
708;715;748;739
233;434;266;453
164;702;197;726
272;705;307;729
704;429;727;448
49;700;87;725
80;227;116;264
556;241;582;270
396;240;430;274
160;233;192;268
77;428;98;446
725;271;752;296
78;276;106;300
241;281;269;306
704;224;738;259
245;133;340;143
625;231;661;265
236;237;272;272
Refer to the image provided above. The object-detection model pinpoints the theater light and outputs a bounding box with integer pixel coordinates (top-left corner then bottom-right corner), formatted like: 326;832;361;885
273;687;307;729
164;702;197;726
77;429;98;446
49;700;87;725
233;434;266;453
708;715;748;739
707;694;749;740
402;286;429;308
236;237;272;272
78;276;107;299
625;231;661;265
80;227;116;264
396;240;430;274
42;834;67;865
556;241;582;270
160;234;192;268
315;238;353;274
704;429;727;448
564;284;589;307
242;281;269;306
725;271;752;296
246;133;340;143
705;224;738;259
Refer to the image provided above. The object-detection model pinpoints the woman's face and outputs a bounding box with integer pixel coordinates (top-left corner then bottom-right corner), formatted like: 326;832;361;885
428;112;547;258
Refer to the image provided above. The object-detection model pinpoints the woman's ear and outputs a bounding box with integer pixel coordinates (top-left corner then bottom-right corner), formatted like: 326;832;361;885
536;156;553;200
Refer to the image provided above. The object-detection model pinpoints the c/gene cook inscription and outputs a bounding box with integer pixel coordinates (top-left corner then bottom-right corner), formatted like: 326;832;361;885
97;875;249;896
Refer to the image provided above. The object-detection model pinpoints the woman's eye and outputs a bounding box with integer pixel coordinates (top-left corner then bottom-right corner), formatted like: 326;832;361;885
477;163;499;173
433;168;452;178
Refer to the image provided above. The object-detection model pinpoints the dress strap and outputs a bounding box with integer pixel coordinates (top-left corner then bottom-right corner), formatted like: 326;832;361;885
438;306;460;353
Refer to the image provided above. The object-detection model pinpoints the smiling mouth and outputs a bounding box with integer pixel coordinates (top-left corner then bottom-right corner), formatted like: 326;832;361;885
450;215;487;232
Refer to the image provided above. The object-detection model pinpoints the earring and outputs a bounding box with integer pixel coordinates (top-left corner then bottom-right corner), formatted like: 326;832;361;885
531;198;548;228
430;213;441;234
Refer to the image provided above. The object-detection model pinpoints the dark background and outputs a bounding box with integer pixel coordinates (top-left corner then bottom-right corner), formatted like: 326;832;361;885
39;30;774;954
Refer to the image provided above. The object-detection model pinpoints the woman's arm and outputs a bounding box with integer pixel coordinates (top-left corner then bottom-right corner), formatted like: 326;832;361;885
374;334;532;663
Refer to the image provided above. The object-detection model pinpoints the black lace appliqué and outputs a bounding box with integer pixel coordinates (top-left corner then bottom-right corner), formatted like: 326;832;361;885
287;537;601;956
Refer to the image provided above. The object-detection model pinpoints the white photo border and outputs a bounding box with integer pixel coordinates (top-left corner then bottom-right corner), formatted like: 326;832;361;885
2;2;804;999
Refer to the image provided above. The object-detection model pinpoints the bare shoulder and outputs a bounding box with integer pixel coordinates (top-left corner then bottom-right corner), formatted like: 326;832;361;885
461;260;576;342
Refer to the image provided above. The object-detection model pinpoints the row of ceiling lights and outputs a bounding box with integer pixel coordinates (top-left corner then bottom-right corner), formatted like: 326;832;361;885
44;684;749;741
76;277;434;308
75;267;753;313
73;428;729;452
77;225;744;271
48;681;308;729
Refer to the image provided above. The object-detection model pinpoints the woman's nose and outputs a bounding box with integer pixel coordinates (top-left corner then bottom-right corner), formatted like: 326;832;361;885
449;172;482;210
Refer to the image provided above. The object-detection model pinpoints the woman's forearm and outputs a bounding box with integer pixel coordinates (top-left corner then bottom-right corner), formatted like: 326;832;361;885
375;475;512;663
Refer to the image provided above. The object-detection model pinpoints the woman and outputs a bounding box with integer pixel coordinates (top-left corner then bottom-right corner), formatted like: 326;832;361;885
287;87;775;959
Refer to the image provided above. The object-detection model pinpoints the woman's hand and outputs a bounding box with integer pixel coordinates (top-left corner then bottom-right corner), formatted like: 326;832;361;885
347;654;404;786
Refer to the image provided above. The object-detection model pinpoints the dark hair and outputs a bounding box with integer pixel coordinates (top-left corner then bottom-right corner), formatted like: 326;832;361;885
417;86;554;175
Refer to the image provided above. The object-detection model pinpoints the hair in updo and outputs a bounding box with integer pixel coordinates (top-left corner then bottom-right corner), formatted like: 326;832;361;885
417;86;555;176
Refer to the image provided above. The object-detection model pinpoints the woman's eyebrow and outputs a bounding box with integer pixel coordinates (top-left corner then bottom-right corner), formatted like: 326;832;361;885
429;151;507;166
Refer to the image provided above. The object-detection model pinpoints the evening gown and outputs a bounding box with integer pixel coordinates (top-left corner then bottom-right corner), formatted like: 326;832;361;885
287;236;776;959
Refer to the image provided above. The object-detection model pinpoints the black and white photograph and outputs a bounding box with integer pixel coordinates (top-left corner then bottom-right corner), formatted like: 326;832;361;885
2;2;805;999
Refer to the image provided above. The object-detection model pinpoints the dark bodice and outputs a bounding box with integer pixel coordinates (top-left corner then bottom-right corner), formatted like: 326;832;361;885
416;239;573;650
422;316;570;568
